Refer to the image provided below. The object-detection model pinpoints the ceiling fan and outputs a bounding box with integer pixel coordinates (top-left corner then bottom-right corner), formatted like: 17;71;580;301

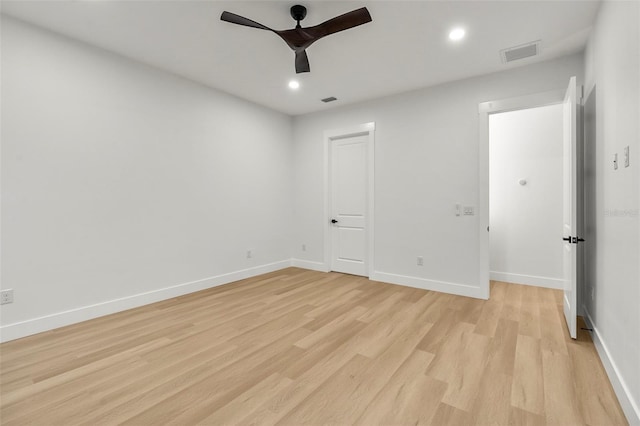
220;5;372;74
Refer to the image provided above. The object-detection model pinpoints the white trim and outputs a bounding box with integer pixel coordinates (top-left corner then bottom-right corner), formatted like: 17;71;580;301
583;307;640;425
489;271;564;289
0;260;291;343
478;105;490;300
479;89;566;301
290;258;330;272
371;271;486;300
478;89;565;114
323;122;375;278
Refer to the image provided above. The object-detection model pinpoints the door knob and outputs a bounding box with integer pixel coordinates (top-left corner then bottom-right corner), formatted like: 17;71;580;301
331;219;338;224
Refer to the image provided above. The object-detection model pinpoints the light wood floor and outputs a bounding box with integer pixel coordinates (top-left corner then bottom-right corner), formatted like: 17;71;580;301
0;268;627;425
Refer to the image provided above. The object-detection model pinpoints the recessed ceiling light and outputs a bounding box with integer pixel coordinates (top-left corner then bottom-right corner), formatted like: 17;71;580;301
288;80;300;90
449;27;466;41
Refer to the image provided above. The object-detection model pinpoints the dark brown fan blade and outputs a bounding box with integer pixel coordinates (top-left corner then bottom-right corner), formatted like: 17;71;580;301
295;50;310;73
220;11;273;31
305;7;372;40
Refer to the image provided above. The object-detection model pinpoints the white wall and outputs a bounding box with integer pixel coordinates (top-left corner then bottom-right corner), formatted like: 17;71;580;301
1;13;636;421
489;104;564;288
0;16;293;341
292;53;583;298
583;1;640;423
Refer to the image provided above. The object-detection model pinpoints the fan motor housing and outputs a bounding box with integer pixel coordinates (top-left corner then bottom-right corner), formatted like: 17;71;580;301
290;5;307;22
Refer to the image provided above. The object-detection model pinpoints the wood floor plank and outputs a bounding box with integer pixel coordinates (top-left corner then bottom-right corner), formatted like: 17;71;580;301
282;319;368;380
356;290;406;323
439;329;492;411
354;349;443;426
542;349;586;425
354;301;420;359
484;318;519;376
519;284;542;338
0;269;628;426
456;296;486;324
277;312;433;425
238;337;365;424
75;332;308;424
119;332;309;425
540;318;568;355
511;334;545;416
510;406;548;426
1;337;169;409
473;297;503;337
568;337;627;426
471;371;512;426
196;373;293;425
416;307;463;353
425;321;476;381
537;286;562;325
429;402;473;425
490;280;508;302
302;288;364;329
274;353;375;425
501;281;523;321
294;305;367;349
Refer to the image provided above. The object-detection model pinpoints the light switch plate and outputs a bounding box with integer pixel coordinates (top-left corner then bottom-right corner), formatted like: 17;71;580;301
614;153;618;170
624;146;630;167
463;206;475;216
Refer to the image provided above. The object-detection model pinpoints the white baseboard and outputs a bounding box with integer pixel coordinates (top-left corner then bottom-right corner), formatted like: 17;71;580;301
290;258;330;272
292;264;486;299
0;260;291;343
0;261;501;342
583;306;640;425
371;271;486;299
490;271;564;289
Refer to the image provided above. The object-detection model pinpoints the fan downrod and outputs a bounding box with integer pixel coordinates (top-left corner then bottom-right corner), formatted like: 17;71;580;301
290;5;307;27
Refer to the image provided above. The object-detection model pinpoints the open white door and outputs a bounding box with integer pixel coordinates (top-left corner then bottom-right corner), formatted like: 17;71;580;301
562;76;578;339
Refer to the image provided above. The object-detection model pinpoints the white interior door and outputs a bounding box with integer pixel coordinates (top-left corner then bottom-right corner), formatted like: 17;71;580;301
562;76;578;339
330;134;369;276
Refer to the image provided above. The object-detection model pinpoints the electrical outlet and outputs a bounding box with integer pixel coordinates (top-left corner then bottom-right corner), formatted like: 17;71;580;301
1;289;14;305
463;206;475;216
417;256;424;266
246;250;253;259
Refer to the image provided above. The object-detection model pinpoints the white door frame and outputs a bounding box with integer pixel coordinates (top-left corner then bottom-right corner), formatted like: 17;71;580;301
478;90;565;299
324;122;375;277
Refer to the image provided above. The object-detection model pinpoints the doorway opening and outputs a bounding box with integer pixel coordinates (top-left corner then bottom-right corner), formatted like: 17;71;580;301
489;104;565;290
479;78;580;338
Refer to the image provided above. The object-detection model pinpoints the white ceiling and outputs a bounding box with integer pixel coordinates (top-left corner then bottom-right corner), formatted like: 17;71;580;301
1;0;600;116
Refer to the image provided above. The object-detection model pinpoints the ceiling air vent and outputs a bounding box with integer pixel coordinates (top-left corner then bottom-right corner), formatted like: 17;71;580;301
500;41;540;63
321;97;338;103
